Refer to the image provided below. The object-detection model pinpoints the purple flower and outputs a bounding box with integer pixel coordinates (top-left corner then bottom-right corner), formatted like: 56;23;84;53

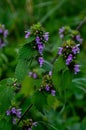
33;73;37;79
36;36;40;44
12;118;17;124
59;27;65;34
49;71;52;76
51;90;56;96
72;44;80;54
25;31;31;38
6;110;11;116
43;32;49;41
29;72;33;77
59;27;65;39
45;85;50;91
76;35;83;44
4;30;8;37
38;57;44;67
32;122;37;127
16;109;21;118
66;54;73;65
11;107;17;114
37;43;44;55
74;64;80;74
58;47;63;55
0;28;3;34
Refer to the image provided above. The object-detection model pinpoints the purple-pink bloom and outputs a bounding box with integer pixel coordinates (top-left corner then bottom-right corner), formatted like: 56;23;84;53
66;54;73;65
43;32;49;41
72;44;80;54
74;64;80;74
51;90;56;96
76;35;83;44
11;107;17;114
38;57;44;67
45;85;50;91
58;47;63;55
25;31;31;38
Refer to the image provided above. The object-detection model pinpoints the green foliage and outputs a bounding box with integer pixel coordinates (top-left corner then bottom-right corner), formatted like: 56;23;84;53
15;43;36;82
0;79;14;113
32;91;47;112
0;0;86;130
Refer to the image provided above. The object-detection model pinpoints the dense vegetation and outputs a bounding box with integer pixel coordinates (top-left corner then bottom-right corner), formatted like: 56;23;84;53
0;0;86;130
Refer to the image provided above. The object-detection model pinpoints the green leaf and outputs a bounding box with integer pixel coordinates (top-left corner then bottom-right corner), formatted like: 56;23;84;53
32;91;47;111
15;60;29;82
15;43;36;82
42;60;53;71
18;43;34;60
24;36;35;44
53;56;66;73
0;79;14;114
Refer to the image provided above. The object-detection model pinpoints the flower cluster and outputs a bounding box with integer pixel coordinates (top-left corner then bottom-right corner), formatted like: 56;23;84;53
25;23;49;67
6;107;22;124
22;119;37;130
29;71;37;79
39;71;56;96
58;26;83;44
58;40;80;74
0;24;8;48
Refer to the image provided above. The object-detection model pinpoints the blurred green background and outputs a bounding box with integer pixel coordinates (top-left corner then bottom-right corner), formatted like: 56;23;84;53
0;0;86;130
